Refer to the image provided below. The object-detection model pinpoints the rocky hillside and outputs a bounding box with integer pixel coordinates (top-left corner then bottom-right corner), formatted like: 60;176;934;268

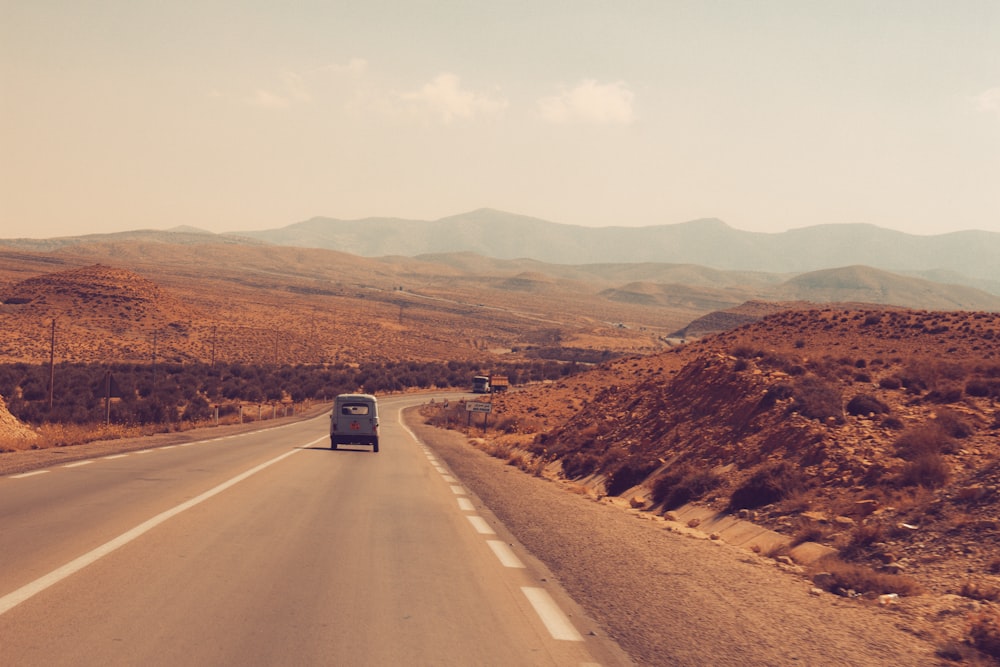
464;305;1000;658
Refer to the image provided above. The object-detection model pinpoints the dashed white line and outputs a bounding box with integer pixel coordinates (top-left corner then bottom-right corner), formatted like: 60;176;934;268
103;454;128;460
442;474;458;484
466;515;496;535
450;485;465;495
457;497;475;512
63;461;94;468
486;540;525;569
521;587;584;642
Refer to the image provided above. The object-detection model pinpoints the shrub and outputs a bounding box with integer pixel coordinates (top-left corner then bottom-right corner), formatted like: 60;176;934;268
791;376;843;423
606;460;659;496
878;376;902;390
965;379;991;398
561;452;599;479
811;557;921;597
969;610;1000;660
651;465;721;510
728;462;804;511
895;424;956;459
897;452;951;488
845;393;889;417
934;408;974;439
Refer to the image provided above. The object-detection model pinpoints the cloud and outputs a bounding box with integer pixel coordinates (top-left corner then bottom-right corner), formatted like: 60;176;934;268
538;79;635;125
398;73;508;123
975;87;1000;115
248;71;312;109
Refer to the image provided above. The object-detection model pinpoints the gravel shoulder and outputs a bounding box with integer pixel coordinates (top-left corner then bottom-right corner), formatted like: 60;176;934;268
407;414;942;667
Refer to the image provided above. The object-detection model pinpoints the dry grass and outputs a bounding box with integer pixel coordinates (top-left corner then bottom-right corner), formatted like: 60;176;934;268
810;556;922;597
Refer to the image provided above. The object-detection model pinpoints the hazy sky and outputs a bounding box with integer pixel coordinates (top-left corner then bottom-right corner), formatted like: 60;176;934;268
2;1;999;239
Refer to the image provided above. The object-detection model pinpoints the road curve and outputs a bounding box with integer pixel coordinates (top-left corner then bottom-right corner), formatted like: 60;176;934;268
0;394;630;666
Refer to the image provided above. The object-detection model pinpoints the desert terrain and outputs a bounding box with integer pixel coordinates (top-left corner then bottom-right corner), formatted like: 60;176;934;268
1;236;999;662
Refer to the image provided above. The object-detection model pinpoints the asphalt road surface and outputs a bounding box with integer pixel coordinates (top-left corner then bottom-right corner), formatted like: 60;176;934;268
0;394;629;666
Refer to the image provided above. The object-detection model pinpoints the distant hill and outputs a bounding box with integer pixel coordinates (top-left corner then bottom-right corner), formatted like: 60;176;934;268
227;209;1000;293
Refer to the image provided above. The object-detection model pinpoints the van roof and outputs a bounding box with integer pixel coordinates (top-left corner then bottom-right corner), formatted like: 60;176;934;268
335;393;377;401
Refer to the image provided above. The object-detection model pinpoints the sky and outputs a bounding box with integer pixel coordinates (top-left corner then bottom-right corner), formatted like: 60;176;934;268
2;1;999;239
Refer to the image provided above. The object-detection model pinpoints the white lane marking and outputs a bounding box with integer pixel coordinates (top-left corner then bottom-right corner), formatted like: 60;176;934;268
0;437;323;618
433;466;447;474
521;587;584;642
486;540;525;569
442;474;458;484
63;461;94;468
466;515;496;535
10;470;50;479
450;485;465;495
103;454;128;460
133;450;153;455
457;497;475;512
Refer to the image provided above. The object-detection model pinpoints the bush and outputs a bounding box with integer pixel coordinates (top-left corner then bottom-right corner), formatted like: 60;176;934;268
561;452;599;479
845;393;890;417
969;610;1000;660
895;424;956;459
791;376;843;423
878;376;902;390
728;462;804;511
651;465;720;510
811;557;921;597
897;452;951;488
934;408;974;439
606;460;659;496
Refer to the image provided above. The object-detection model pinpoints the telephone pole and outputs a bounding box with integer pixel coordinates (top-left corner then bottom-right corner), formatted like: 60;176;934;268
48;318;56;410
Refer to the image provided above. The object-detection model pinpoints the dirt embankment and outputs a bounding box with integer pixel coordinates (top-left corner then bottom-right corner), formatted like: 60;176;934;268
409;416;942;667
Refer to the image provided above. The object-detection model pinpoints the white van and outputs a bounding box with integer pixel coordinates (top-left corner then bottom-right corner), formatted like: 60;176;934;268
330;394;380;453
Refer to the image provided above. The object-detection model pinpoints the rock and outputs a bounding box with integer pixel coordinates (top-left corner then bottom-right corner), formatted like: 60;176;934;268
776;555;795;566
833;516;856;528
629;496;647;508
813;572;835;590
687;518;701;528
710;532;721;540
854;499;879;516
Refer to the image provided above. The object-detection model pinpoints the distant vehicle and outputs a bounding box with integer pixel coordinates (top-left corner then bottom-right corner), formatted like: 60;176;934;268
330;393;379;452
472;374;509;394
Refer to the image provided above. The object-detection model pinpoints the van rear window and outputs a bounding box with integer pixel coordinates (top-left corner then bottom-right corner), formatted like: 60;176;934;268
341;403;370;415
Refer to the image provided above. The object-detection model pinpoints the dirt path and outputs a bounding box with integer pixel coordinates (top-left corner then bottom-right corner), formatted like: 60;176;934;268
408;417;941;667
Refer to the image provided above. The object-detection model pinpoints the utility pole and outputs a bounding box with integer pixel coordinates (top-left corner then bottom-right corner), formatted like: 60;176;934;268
151;330;158;397
48;318;56;410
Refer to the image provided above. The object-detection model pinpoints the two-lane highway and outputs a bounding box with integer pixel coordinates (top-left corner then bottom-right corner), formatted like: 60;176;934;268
0;394;628;666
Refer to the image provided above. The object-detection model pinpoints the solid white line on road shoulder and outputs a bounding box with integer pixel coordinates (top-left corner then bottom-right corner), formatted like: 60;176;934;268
0;438;322;618
486;540;525;569
10;470;50;479
466;515;496;535
521;587;584;642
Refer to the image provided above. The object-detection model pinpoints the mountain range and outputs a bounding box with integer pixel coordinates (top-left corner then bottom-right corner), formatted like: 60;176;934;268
222;209;1000;294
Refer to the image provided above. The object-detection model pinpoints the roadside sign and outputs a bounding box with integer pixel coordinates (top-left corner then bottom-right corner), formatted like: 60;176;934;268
466;401;493;413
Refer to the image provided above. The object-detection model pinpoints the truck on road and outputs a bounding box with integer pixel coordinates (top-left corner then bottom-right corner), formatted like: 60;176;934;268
472;374;509;394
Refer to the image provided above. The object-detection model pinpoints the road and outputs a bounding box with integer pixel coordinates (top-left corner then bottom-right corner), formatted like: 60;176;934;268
0;394;629;666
